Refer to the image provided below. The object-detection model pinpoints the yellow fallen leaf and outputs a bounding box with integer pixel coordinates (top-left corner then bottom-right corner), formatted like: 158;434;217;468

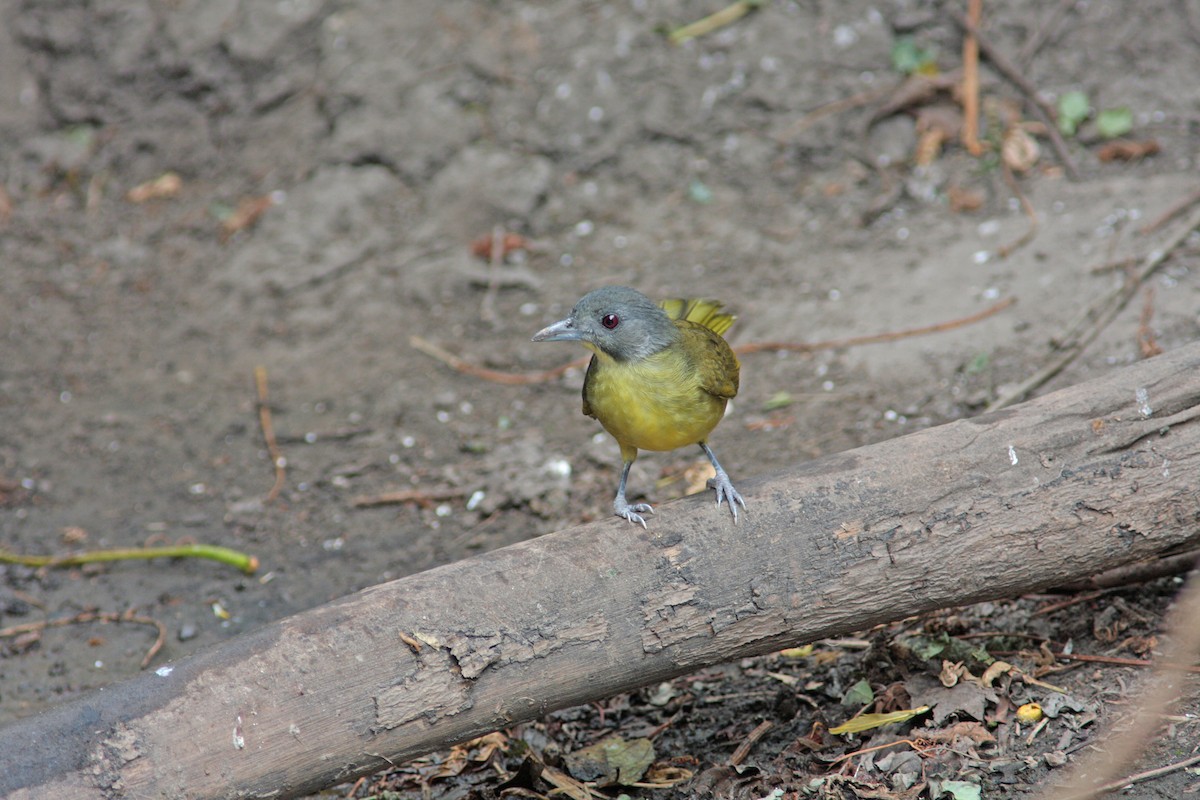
780;645;814;658
1016;702;1043;724
829;706;931;735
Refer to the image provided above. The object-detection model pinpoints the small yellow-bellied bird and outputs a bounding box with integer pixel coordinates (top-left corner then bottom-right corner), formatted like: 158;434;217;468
532;285;746;526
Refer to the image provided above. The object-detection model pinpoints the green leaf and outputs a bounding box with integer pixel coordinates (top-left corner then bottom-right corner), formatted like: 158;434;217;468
1096;106;1133;139
563;736;655;787
829;706;931;735
964;352;990;375
841;679;874;707
1057;90;1090;137
763;391;794;411
908;633;949;660
891;37;936;75
688;179;713;204
938;780;983;800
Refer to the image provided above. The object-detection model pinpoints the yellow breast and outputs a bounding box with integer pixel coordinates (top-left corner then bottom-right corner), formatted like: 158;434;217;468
583;347;727;453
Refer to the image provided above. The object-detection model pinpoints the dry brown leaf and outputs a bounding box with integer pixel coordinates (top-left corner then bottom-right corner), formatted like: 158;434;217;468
1002;126;1040;173
940;659;968;687
980;659;1012;687
220;195;274;242
926;720;997;744
947;184;985;213
469;231;531;260
1097;139;1160;162
126;172;183;203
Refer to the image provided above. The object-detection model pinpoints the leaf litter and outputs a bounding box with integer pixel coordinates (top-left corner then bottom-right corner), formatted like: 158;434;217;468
348;579;1185;799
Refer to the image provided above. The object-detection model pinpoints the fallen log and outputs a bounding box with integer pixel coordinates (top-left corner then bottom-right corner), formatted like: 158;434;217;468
4;342;1200;799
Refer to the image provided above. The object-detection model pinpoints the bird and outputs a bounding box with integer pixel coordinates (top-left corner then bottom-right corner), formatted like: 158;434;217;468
532;285;746;526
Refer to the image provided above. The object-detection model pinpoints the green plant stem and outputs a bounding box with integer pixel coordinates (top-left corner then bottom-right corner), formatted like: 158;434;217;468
0;544;259;575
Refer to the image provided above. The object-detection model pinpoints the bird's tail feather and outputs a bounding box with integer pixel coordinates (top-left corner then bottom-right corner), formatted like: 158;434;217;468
657;298;736;335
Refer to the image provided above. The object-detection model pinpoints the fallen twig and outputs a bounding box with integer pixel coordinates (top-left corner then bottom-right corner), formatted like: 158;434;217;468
734;296;1015;355
351;488;467;509
1137;287;1163;358
0;543;259;575
255;365;287;503
953;12;1080;180
1051;550;1200;593
412;335;589;385
1052;652;1200;674
415;298;1014;386
1017;0;1078;68
729;720;773;767
1032;591;1109;616
1139;186;1200;234
667;0;763;45
1084;753;1200;797
0;608;168;669
995;162;1038;258
960;0;984;156
774;85;894;142
987;203;1200;411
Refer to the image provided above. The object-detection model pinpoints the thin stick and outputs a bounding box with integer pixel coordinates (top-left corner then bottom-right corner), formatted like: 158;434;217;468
1052;550;1200;593
0;608;168;669
1086;753;1200;796
729;720;773;766
1139;186;1200;234
1137;287;1163;358
773;86;894;142
953;12;1080;181
1033;591;1108;616
1017;0;1078;68
414;298;1015;386
734;296;1015;355
987;203;1200;411
412;335;589;385
995;163;1038;259
0;544;259;575
254;366;286;502
960;0;984;156
1052;652;1200;674
351;488;467;509
829;738;933;765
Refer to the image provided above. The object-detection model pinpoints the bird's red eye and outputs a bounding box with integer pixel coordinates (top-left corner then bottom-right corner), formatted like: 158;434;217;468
601;313;619;329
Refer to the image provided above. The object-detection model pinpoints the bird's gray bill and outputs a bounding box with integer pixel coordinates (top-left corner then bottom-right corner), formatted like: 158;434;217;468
532;318;581;342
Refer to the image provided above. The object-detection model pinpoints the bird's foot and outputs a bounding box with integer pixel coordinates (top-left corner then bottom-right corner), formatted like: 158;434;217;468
708;470;747;523
614;498;655;528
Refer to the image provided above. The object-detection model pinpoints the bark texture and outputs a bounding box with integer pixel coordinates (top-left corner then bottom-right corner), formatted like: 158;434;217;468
4;343;1200;799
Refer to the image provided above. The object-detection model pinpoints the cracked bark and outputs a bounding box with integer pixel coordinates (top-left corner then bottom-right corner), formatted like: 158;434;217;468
3;342;1200;799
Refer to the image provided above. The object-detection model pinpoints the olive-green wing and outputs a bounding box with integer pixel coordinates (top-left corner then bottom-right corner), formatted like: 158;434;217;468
677;320;739;399
658;298;736;336
581;355;598;418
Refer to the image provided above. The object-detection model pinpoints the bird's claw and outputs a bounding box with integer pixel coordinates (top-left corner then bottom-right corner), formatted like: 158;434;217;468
708;472;747;523
615;500;655;528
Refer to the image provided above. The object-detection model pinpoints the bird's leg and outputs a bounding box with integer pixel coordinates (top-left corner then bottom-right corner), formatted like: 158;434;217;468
613;459;655;528
700;443;746;522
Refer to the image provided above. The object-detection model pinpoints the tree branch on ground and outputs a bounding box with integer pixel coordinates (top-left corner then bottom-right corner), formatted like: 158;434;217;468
3;343;1200;800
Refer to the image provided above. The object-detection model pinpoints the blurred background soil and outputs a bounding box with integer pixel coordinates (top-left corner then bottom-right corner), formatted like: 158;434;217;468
1;1;1199;797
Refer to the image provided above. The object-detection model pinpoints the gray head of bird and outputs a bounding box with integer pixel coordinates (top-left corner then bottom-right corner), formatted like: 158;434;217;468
532;285;678;362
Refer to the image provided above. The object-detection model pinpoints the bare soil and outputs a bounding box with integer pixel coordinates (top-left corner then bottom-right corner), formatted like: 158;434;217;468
2;1;1199;797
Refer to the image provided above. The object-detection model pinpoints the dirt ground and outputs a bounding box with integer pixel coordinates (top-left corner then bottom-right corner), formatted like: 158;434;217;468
2;1;1200;797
